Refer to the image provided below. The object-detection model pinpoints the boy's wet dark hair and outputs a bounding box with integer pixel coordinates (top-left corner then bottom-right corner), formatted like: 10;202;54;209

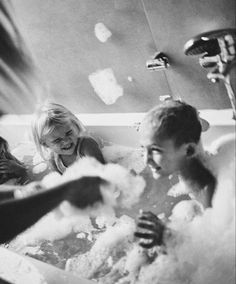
143;100;202;147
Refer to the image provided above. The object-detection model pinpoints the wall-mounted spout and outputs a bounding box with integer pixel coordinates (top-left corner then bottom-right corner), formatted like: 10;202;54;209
146;52;170;71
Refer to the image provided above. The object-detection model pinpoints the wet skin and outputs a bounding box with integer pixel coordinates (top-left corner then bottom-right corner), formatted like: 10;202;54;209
140;127;187;179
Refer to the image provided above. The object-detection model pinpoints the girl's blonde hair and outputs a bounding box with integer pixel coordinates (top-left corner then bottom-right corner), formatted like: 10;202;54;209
32;102;86;160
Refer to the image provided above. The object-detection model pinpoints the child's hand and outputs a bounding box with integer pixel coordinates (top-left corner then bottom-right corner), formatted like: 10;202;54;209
65;176;107;209
0;159;26;177
134;211;165;249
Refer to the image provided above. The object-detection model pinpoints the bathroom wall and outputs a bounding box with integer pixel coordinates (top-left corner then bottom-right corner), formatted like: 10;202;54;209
9;0;235;115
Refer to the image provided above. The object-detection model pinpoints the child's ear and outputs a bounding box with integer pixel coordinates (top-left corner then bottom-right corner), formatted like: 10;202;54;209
185;143;196;157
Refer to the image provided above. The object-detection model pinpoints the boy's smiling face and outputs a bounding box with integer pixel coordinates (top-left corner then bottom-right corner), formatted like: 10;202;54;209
140;125;187;179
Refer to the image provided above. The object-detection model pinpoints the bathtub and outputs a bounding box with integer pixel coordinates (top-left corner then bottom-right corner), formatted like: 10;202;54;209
0;247;94;284
0;109;235;284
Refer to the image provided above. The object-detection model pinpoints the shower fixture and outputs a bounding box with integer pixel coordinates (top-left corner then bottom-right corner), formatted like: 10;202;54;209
184;28;236;118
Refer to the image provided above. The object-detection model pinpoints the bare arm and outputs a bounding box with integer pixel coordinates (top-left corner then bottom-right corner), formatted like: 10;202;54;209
0;189;14;202
0;183;66;243
0;176;105;243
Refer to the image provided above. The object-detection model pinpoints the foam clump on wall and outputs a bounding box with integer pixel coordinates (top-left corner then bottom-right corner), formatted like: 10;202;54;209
88;68;123;105
94;23;112;43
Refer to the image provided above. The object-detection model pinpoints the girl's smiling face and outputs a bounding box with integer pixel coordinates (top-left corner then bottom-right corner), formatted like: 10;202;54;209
43;122;79;156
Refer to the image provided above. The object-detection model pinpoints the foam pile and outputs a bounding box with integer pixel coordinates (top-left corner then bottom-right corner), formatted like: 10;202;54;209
66;215;136;279
69;149;235;284
12;158;145;245
136;155;235;284
102;144;146;174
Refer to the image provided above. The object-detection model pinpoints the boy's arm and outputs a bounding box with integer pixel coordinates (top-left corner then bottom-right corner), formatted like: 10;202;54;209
0;176;105;243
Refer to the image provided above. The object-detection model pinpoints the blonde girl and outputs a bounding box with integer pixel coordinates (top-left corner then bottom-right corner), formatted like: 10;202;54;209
32;103;105;174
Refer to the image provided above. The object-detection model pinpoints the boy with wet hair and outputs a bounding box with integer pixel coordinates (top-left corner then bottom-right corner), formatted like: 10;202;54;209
140;100;216;204
135;100;217;248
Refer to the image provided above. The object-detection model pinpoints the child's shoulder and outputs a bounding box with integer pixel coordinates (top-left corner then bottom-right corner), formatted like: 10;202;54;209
78;135;99;153
78;135;105;163
78;135;99;148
